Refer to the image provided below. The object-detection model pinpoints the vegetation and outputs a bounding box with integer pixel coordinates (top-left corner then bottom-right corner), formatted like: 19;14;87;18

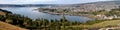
0;21;27;30
0;14;83;30
0;9;82;30
69;20;120;29
1;7;120;30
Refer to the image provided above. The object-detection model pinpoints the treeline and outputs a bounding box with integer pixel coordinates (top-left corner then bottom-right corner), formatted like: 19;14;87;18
0;14;82;30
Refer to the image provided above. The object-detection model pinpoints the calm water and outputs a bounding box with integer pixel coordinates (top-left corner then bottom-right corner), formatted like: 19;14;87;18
0;7;92;22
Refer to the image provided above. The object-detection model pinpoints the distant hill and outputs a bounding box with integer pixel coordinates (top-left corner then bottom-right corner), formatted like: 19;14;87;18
0;21;27;30
0;4;58;7
70;1;120;11
0;1;120;11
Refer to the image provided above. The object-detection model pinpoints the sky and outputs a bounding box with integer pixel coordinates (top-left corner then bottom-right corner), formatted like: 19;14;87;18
0;0;113;4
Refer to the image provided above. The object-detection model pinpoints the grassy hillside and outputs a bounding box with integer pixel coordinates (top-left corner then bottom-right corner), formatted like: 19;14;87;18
0;21;27;30
69;20;120;29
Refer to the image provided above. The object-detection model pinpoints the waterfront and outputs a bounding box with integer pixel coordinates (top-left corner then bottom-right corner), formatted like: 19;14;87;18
0;7;92;22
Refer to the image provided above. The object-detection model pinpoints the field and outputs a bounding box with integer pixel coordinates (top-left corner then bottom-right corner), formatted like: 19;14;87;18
68;20;120;29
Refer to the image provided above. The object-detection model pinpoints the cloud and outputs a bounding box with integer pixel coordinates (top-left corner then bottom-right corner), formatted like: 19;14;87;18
0;0;111;4
18;0;57;2
0;0;57;4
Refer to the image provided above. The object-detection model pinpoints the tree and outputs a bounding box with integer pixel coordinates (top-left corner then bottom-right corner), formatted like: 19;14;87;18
60;9;68;30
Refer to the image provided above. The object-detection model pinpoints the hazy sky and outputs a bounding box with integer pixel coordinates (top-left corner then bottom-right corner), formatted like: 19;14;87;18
0;0;113;4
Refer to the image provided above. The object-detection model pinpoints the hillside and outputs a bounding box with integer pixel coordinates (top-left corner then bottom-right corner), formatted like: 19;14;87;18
71;1;120;12
68;20;120;30
0;21;27;30
35;1;120;13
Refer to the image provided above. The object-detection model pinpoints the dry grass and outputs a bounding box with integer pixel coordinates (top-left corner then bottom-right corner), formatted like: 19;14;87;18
70;20;120;29
0;21;27;30
0;11;6;15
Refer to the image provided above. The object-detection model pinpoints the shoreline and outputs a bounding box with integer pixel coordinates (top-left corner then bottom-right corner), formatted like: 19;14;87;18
39;11;96;19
